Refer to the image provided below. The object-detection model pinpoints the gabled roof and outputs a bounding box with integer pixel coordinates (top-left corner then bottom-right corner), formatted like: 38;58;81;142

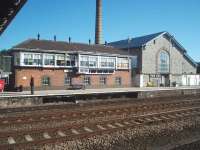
11;39;129;56
109;31;165;49
109;31;197;67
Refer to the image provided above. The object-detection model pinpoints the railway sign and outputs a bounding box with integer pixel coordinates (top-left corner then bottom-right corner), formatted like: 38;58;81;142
0;79;5;92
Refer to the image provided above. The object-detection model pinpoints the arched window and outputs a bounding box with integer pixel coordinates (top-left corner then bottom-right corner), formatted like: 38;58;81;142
41;76;50;86
158;50;170;73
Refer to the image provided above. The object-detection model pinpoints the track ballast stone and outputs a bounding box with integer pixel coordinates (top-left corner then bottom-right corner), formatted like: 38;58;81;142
37;117;200;150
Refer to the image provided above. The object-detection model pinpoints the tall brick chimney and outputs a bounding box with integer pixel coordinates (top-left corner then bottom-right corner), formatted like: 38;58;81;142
95;0;103;44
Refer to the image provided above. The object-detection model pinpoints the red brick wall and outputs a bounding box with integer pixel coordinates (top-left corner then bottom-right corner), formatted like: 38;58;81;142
14;68;131;90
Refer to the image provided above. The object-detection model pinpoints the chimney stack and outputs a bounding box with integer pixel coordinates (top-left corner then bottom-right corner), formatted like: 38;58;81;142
95;0;103;45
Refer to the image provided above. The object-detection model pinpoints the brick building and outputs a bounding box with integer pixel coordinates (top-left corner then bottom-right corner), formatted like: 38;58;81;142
109;31;199;87
8;39;132;90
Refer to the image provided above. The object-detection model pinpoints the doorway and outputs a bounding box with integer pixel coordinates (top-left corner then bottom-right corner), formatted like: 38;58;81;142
161;74;170;87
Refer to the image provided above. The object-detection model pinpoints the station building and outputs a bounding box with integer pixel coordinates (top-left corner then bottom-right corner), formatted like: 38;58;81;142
109;31;199;87
8;39;132;90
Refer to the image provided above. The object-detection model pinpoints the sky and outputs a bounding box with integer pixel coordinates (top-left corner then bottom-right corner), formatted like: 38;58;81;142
0;0;200;61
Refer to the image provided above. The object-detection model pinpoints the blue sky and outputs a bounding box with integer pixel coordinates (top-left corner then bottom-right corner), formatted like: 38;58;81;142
0;0;200;61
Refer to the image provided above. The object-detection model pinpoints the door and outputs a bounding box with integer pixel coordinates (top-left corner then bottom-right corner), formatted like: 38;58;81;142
161;74;169;87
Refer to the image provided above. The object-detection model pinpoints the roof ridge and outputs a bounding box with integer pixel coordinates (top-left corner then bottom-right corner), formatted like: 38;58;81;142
109;31;166;44
132;31;166;39
11;38;128;55
15;39;115;49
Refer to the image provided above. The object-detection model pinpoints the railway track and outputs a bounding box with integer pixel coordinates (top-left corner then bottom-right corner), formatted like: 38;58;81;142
0;99;199;127
0;107;199;150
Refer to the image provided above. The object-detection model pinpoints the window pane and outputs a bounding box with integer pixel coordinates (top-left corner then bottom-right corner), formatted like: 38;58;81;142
159;51;169;73
24;54;33;65
33;54;42;66
56;54;65;66
117;57;129;69
115;77;122;85
80;55;89;67
44;54;55;66
66;55;76;67
100;76;107;85
83;76;91;85
100;57;115;68
42;76;50;86
89;56;98;67
64;76;71;85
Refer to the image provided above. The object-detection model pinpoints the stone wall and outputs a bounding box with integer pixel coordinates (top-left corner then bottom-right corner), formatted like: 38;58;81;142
138;88;200;99
0;96;43;108
142;35;196;75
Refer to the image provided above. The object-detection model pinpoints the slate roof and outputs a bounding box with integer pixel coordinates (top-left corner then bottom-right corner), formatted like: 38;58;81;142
11;39;129;56
109;32;165;49
109;31;197;67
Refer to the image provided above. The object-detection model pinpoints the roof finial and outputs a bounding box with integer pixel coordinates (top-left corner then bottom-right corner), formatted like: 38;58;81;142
37;33;40;40
69;37;71;44
54;35;56;41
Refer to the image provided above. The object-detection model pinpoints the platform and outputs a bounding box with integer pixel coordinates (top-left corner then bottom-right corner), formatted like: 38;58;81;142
0;86;200;108
1;86;200;97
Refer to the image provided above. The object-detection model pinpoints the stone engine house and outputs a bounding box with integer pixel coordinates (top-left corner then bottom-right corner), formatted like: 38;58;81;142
109;32;198;87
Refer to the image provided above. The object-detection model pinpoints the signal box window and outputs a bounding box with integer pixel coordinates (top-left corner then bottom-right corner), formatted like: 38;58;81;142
115;77;122;86
42;76;50;86
100;76;107;85
84;76;91;85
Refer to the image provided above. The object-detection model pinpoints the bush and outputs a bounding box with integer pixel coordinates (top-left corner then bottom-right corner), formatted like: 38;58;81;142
147;82;155;87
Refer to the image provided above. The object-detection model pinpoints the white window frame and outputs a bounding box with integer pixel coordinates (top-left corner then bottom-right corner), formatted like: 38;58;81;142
99;56;116;69
80;55;89;68
44;54;55;67
99;76;107;85
117;57;129;69
56;54;65;67
158;51;170;73
66;54;76;67
23;53;33;66
21;53;42;67
89;56;98;68
83;76;91;85
33;53;42;66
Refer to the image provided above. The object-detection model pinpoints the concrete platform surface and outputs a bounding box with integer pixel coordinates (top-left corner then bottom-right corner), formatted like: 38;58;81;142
0;86;200;98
